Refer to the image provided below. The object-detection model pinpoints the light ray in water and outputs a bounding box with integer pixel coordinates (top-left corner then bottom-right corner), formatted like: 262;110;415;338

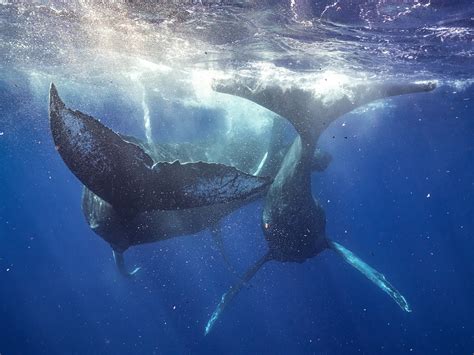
329;240;412;312
253;151;268;176
127;59;172;149
140;83;153;146
128;75;154;147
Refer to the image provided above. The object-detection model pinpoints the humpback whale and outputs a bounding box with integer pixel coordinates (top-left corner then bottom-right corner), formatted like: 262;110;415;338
81;114;332;276
51;83;332;277
49;83;274;275
82;184;262;276
204;77;436;334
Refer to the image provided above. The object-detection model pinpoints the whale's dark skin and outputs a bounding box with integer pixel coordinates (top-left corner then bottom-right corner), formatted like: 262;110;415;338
51;82;332;276
49;83;272;214
263;135;326;262
49;83;279;276
81;124;332;275
220;79;436;262
82;186;262;253
205;78;436;334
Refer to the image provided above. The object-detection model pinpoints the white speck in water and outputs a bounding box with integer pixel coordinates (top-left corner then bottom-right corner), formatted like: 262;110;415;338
0;131;4;136
426;193;431;198
172;305;176;310
6;268;10;272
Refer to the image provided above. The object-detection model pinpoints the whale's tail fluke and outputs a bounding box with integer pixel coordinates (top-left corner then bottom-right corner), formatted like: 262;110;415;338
213;77;436;143
49;83;272;214
112;250;142;278
205;252;272;335
328;240;411;313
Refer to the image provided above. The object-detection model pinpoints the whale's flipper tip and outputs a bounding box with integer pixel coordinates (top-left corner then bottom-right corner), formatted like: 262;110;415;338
113;250;142;278
204;309;221;336
128;266;142;277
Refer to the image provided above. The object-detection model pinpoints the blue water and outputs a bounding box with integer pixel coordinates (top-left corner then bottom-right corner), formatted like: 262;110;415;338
1;1;473;354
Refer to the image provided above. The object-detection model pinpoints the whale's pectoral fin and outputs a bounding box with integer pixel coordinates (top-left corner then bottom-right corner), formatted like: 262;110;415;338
210;225;239;276
328;240;411;312
205;252;272;335
50;83;272;213
112;250;141;278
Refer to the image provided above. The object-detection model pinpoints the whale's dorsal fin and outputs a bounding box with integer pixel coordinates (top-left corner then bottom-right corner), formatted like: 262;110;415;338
49;83;272;213
213;77;436;142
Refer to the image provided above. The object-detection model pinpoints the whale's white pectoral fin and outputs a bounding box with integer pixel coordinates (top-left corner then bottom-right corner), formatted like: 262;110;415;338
328;240;411;313
205;252;271;335
112;250;142;278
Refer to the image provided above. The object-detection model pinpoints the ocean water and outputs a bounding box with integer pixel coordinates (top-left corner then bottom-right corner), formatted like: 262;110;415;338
0;1;473;354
